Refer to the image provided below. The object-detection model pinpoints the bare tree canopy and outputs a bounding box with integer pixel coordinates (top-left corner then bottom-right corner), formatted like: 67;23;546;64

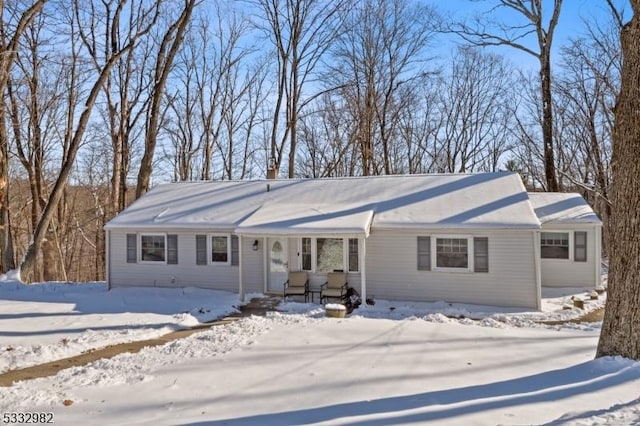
449;0;562;191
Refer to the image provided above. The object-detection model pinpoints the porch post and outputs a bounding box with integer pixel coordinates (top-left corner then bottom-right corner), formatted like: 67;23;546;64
360;236;367;301
238;235;244;302
263;237;268;293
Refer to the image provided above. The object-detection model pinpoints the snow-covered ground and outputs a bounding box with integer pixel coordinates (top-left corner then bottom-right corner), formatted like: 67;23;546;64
0;281;240;372
2;278;639;425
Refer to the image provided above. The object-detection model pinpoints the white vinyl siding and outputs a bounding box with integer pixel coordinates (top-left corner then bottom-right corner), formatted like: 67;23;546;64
109;230;242;291
540;225;599;287
367;229;538;308
241;236;264;294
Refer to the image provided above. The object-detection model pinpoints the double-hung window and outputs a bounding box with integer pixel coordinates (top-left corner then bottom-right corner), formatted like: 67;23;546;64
541;232;570;259
141;234;166;262
436;238;468;269
211;235;229;263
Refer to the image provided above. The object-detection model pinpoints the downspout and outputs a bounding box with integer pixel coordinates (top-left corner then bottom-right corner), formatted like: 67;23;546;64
533;230;542;310
360;235;367;302
106;230;111;290
238;235;244;302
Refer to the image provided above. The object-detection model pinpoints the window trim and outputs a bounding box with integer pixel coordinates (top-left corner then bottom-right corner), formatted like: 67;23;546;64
298;237;360;273
433;235;473;273
139;233;167;264
209;233;232;265
540;230;573;261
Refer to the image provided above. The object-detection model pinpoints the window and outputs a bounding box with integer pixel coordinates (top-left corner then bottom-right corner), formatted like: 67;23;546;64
574;231;587;262
299;237;359;272
211;235;229;263
301;238;312;271
126;234;137;263
348;238;359;272
317;238;344;272
541;232;569;259
141;235;166;262
474;237;488;273
436;238;468;269
417;236;431;270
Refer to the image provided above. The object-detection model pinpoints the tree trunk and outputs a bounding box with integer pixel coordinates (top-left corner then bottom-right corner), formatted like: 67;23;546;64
540;55;559;192
0;0;47;274
596;1;640;360
136;0;194;198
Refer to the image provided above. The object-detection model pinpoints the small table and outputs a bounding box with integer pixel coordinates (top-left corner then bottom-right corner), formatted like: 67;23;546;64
309;289;322;303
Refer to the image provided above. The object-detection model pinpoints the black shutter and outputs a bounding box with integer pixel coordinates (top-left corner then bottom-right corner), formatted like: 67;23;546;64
196;235;207;265
126;234;137;263
417;236;431;271
231;235;239;266
167;235;178;264
474;237;489;273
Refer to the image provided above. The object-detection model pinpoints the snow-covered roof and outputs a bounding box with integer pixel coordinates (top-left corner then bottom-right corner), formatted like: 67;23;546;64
528;192;601;224
105;172;542;233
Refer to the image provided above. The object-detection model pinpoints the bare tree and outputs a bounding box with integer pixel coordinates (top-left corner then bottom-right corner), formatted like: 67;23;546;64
19;0;162;281
329;0;439;175
0;0;47;274
554;20;619;252
596;0;640;361
252;0;346;178
451;0;562;191
434;47;514;173
135;0;196;198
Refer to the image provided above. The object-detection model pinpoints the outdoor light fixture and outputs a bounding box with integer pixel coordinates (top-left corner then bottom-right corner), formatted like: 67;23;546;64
252;240;259;251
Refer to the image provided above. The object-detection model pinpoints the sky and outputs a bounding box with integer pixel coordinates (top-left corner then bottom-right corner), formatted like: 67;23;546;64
438;0;629;70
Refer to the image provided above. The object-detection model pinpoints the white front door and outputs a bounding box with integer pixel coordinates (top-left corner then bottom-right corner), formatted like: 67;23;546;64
268;238;288;292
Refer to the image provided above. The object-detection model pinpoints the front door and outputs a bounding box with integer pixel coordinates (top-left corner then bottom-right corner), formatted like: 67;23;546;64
268;238;288;292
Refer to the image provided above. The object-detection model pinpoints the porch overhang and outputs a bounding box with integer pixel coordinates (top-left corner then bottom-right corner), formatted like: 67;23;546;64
235;204;374;238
